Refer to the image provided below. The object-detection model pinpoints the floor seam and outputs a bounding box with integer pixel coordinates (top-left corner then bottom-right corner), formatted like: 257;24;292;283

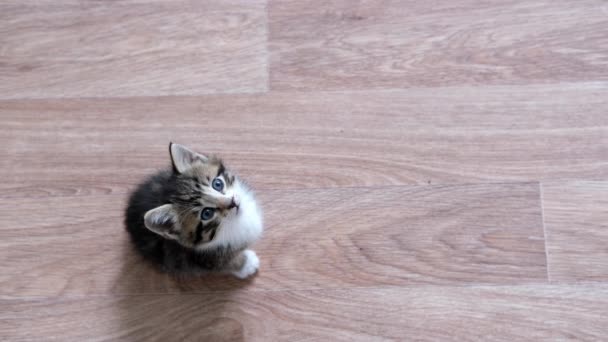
539;182;551;283
264;0;271;92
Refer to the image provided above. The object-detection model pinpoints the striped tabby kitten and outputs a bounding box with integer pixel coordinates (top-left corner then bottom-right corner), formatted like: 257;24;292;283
125;143;263;278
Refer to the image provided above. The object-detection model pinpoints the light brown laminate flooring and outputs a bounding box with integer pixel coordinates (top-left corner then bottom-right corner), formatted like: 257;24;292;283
1;1;608;341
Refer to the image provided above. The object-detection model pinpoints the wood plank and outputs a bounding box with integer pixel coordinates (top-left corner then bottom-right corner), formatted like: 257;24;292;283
2;83;608;197
542;181;608;282
0;0;267;99
0;182;546;297
269;0;608;90
2;285;607;341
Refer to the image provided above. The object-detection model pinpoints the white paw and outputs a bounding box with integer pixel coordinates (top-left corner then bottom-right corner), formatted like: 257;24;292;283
233;250;259;279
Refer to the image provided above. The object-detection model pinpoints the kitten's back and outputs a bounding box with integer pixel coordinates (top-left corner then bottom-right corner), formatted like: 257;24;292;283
124;170;174;264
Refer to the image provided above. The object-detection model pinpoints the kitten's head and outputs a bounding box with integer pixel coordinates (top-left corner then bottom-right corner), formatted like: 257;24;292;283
143;143;247;249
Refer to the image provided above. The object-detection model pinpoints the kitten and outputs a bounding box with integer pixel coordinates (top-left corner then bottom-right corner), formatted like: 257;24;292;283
125;143;263;278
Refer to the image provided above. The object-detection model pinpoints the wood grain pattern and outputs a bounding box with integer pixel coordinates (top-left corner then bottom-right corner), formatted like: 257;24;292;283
3;285;608;341
2;0;608;339
0;182;545;297
2;82;607;198
270;0;608;90
542;181;608;282
0;0;267;99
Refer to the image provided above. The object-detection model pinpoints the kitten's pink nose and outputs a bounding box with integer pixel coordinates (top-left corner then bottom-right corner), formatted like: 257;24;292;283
228;195;240;210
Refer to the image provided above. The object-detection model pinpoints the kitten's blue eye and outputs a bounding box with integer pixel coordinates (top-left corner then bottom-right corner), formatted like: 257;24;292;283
212;177;224;192
201;208;215;221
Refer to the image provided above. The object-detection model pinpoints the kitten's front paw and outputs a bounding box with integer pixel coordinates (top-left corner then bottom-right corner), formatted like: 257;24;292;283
233;250;259;279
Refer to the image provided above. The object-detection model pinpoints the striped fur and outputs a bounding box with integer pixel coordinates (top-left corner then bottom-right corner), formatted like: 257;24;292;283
125;143;263;278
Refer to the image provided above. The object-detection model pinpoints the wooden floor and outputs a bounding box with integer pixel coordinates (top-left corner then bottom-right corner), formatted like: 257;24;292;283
1;1;608;341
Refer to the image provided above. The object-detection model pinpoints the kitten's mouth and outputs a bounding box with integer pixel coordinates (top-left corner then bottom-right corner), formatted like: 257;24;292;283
226;195;240;215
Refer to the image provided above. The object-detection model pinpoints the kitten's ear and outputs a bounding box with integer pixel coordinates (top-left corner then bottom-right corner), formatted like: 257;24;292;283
144;204;180;240
169;142;208;174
